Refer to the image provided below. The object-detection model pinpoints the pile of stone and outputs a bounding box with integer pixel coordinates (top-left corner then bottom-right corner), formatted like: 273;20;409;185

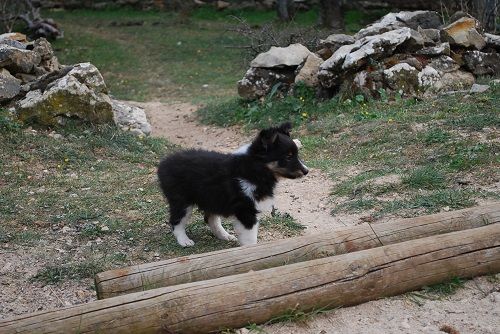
238;11;500;100
0;32;151;136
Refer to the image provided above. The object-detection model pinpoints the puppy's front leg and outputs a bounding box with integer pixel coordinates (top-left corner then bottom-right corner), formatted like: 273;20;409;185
233;212;259;246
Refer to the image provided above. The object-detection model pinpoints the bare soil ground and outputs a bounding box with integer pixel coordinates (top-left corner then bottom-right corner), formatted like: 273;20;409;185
138;102;499;334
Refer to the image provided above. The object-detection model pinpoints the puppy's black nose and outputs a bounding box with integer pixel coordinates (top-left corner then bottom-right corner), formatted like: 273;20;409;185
302;168;309;176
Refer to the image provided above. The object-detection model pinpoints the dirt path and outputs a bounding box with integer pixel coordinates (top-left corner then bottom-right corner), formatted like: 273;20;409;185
136;101;340;233
138;101;499;334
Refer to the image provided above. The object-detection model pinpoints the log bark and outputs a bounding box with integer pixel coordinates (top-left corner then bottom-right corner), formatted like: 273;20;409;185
1;224;499;334
95;203;500;299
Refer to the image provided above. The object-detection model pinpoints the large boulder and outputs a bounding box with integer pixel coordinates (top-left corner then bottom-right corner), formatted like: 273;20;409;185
112;100;151;136
294;53;323;87
355;11;441;39
319;28;424;87
0;68;22;102
250;43;312;68
237;67;295;100
463;50;500;76
441;17;486;50
15;63;113;125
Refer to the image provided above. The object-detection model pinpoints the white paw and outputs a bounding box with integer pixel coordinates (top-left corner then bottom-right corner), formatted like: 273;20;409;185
222;233;238;242
176;236;195;247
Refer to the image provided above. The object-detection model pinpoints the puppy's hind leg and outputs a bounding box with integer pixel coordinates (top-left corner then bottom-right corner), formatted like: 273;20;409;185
205;213;237;242
170;204;194;247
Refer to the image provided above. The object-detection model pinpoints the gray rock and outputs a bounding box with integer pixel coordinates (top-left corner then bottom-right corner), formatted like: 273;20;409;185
0;32;27;44
237;67;295;100
469;83;490;93
415;42;450;56
344;28;423;69
319;28;423;88
383;63;419;93
463;50;500;76
32;37;61;73
33;38;54;61
484;33;500;50
318;34;355;52
16;62;113;125
0;68;22;103
420;69;475;93
351;70;384;98
441;17;486;50
0;39;26;49
250;43;312;68
428;55;460;73
436;70;475;92
112;100;151;136
355;11;441;39
0;45;41;74
418;27;441;45
15;73;37;84
295;53;323;87
418;66;441;89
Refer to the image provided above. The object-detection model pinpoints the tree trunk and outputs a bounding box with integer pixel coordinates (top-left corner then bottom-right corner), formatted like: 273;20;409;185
94;203;500;299
1;224;499;334
318;0;344;30
277;0;295;22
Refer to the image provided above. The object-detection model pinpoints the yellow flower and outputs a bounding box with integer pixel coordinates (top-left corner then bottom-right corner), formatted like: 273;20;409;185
302;112;308;118
57;164;61;168
388;118;394;122
64;158;69;162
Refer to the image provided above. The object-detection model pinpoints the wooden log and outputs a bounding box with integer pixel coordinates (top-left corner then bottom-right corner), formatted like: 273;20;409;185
1;224;499;334
95;203;500;299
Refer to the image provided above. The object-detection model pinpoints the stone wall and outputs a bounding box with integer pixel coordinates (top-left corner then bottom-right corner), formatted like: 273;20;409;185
237;11;500;100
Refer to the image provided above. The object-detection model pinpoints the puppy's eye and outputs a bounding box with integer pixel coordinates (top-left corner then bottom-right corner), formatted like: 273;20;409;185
286;152;293;161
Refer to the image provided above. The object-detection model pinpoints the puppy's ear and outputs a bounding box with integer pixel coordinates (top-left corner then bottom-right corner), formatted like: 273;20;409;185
278;122;292;137
258;128;278;151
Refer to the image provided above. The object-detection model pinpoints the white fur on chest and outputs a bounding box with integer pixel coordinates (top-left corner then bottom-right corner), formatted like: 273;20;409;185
238;178;274;212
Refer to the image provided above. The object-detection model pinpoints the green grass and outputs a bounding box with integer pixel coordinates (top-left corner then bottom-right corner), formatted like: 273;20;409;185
32;259;106;284
202;85;499;218
1;111;307;284
46;7;389;102
402;166;446;190
260;211;306;237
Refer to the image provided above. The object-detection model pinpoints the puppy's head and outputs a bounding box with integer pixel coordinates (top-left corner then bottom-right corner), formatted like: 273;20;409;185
249;122;309;179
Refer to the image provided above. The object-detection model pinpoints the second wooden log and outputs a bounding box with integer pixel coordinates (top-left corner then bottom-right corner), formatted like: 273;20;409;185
95;203;500;299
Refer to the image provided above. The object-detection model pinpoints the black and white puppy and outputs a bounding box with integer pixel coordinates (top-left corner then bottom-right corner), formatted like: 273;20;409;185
157;122;308;247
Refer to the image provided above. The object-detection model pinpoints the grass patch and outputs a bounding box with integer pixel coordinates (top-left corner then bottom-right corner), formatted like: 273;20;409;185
47;7;390;102
260;211;306;237
402;166;446;190
32;259;106;284
198;83;340;128
423;277;465;296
